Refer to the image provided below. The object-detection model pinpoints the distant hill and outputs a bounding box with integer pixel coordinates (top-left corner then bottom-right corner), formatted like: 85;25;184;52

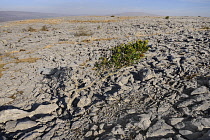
108;12;159;16
0;11;72;22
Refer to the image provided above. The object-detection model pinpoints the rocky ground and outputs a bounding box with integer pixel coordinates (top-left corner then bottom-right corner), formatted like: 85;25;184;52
0;16;210;140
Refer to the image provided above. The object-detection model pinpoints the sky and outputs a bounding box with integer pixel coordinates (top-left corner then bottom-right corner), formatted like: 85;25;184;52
0;0;210;17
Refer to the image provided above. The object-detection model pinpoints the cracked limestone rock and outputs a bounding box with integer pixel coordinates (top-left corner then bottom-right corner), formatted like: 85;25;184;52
146;120;174;137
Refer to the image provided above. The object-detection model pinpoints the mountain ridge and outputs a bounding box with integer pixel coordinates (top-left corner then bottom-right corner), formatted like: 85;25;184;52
107;12;159;16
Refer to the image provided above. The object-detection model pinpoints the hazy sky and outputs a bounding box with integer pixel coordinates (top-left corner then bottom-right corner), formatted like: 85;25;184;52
0;0;210;16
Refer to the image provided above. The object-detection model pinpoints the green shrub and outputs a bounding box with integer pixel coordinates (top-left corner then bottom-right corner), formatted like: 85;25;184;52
165;16;169;19
111;15;115;17
95;40;149;72
97;25;101;29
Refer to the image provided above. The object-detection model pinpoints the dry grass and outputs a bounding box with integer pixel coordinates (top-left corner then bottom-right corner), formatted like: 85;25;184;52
69;16;136;23
5;16;137;27
200;27;210;30
0;50;27;60
43;45;53;49
40;25;49;31
0;56;39;78
27;27;37;32
8;19;63;26
57;41;75;44
0;63;8;78
69;19;118;23
9;91;24;99
185;73;198;80
14;58;40;63
82;37;117;43
93;38;117;41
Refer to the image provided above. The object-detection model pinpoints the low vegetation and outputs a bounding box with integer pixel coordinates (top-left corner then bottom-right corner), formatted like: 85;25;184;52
0;63;7;78
0;55;39;78
95;40;149;72
165;16;170;19
200;26;210;30
27;27;37;32
24;25;49;32
40;25;49;31
74;27;93;36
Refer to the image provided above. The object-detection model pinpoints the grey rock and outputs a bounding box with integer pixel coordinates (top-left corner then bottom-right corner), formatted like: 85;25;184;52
31;104;58;116
179;130;203;140
38;67;53;75
197;130;210;140
117;75;130;85
71;120;82;130
20;132;42;140
1;16;210;139
93;130;99;136
146;120;174;137
0;135;7;140
191;118;210;130
1;40;8;45
37;115;55;123
77;96;92;108
126;123;134;129
111;125;125;135
0;104;58;123
160;138;173;140
90;106;99;113
91;116;98;122
138;68;155;81
127;109;136;114
99;123;105;130
5;120;17;132
0;97;13;106
91;125;98;131
134;114;151;130
175;122;185;129
173;134;187;140
134;133;144;140
0;109;29;123
158;102;171;113
177;99;193;108
179;130;193;135
85;131;93;137
41;127;56;139
192;100;210;111
13;119;37;131
191;86;208;95
168;118;184;125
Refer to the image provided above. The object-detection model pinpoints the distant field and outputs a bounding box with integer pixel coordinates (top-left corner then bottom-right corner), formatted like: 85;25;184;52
0;11;72;22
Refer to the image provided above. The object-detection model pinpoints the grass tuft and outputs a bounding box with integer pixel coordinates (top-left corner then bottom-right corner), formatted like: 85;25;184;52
74;27;93;36
40;25;49;31
27;27;37;32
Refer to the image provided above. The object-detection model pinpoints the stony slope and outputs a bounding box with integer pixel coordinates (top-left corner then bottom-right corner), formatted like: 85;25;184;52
0;16;210;140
